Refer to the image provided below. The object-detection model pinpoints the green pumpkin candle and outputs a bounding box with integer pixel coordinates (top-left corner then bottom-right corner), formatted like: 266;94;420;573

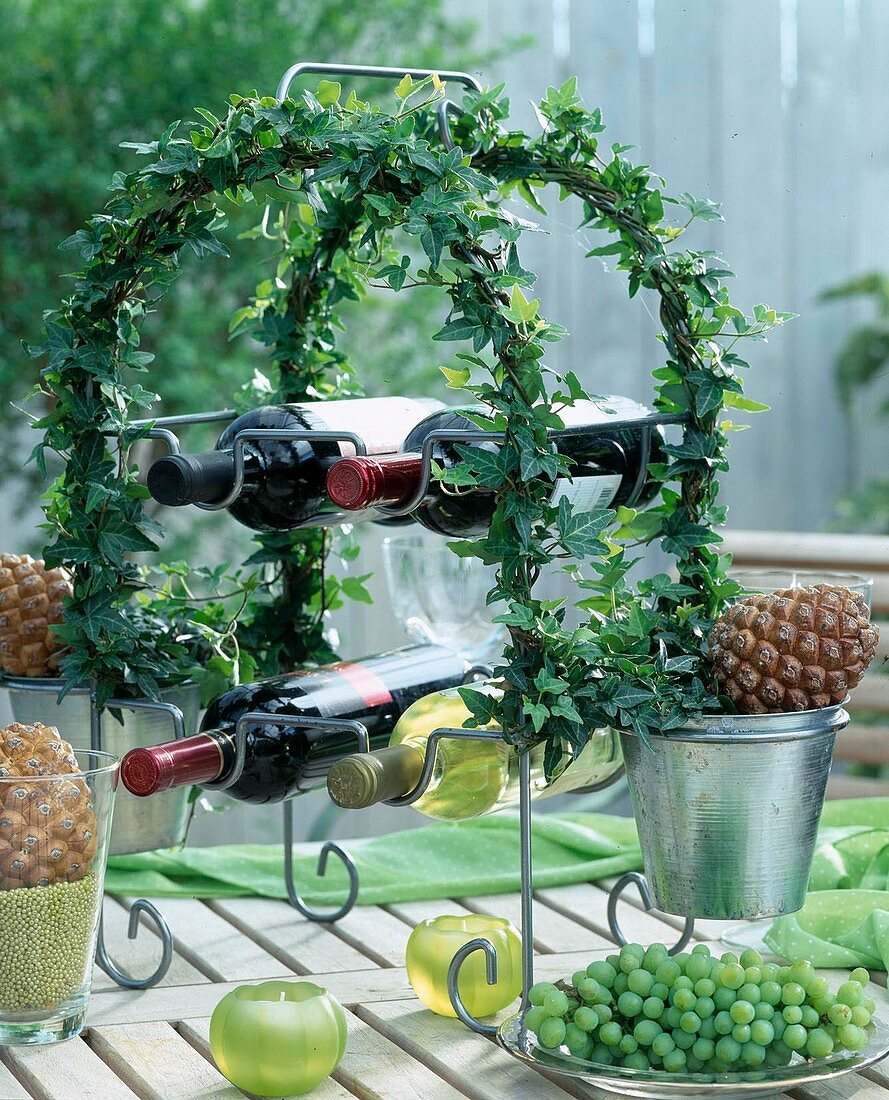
406;914;522;1018
210;980;347;1097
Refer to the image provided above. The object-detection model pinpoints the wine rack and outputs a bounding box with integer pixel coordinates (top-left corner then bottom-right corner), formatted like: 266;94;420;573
16;54;693;1036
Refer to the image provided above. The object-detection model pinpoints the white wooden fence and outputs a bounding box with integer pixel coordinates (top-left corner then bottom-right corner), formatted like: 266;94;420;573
452;0;886;531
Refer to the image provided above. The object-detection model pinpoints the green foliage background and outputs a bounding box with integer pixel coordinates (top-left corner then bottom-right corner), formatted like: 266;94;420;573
0;0;473;517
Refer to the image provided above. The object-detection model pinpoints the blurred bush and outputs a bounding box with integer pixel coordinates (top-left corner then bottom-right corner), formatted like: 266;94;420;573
0;0;474;514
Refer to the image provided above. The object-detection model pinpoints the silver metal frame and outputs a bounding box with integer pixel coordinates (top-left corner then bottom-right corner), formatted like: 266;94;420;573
135;407;686;523
90;692;186;988
445;753;696;1038
273;61;484;157
204;713;370;921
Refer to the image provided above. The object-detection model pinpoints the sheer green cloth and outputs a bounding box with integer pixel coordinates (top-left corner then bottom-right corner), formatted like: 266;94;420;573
105;796;889;968
765;799;889;969
104;810;643;905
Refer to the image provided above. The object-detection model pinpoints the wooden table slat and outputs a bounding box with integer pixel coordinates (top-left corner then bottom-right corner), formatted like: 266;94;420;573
356;998;581;1100
207;897;381;974
536;882;700;946
460;892;612;954
323;905;417;968
89;1021;245;1099
0;1054;36;1099
792;1076;888;1099
384;898;476;926
334;1011;467;1099
2;1036;139;1100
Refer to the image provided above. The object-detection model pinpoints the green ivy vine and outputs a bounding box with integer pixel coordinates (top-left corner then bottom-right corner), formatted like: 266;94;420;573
30;73;789;769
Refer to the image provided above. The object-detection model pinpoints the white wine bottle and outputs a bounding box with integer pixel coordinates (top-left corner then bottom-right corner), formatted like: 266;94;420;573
326;685;622;820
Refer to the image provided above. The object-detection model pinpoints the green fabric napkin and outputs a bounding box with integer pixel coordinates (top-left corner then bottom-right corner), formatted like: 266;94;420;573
104;810;643;906
766;798;889;969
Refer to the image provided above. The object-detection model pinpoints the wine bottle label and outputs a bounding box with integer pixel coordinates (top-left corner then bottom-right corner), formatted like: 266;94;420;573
556;396;651;427
551;474;622;511
295;397;439;457
328;662;394;708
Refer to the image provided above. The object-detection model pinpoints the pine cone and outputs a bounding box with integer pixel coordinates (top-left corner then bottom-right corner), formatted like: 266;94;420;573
0;555;71;678
0;723;96;889
708;583;879;714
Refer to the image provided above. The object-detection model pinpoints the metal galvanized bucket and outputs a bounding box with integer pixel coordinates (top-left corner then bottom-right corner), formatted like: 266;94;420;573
619;702;849;920
4;679;201;856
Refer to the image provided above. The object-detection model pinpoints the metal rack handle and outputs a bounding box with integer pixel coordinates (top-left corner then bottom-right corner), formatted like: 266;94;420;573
374;411;688;519
275;61;482;103
607;872;695;955
203;713;369;922
447;937;500;1036
139;423;368;517
90;690;188;754
282;810;359;923
95;899;174;989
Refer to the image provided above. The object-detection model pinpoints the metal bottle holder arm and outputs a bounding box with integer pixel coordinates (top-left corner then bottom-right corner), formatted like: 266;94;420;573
135;409;686;524
91;693;187;989
135;413;369;525
205;713;369;922
444;736;694;1037
274;61;484;158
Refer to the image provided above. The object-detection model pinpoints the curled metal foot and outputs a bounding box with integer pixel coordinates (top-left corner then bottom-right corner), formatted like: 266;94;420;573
95;899;174;989
607;872;695;956
283;800;359;923
447;936;500;1036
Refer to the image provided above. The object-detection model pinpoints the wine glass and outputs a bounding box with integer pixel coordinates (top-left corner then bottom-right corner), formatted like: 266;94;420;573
382;534;505;663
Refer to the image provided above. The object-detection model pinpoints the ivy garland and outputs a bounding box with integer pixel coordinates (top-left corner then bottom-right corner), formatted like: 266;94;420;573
30;75;790;770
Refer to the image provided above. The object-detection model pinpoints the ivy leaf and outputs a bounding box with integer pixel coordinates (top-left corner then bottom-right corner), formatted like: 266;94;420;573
341;574;374;605
433;318;478;342
394;74;414;99
556;501;612;557
723;392;771;413
440;364;471;389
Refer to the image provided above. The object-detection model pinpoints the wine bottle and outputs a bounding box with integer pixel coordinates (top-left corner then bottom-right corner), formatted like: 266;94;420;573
147;396;443;531
326;684;622;820
325;397;666;537
120;645;471;805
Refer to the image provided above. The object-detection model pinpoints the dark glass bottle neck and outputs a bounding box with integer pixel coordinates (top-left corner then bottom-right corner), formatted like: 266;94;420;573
326;454;423;509
147;449;265;507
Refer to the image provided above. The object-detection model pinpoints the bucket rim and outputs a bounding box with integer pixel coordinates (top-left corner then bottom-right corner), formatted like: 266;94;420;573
620;698;850;743
1;676;200;697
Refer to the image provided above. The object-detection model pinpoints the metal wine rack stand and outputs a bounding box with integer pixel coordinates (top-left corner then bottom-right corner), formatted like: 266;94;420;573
109;403;690;984
69;52;692;985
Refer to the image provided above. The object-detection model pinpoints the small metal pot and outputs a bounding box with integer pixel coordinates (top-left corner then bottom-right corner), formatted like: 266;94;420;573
4;679;201;856
619;703;849;920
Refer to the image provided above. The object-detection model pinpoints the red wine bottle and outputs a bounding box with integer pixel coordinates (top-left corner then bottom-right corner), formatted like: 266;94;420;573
326;397;667;537
146;397;443;532
119;645;471;805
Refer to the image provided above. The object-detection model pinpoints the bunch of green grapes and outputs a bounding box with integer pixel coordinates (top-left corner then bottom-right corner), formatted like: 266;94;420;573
526;943;876;1074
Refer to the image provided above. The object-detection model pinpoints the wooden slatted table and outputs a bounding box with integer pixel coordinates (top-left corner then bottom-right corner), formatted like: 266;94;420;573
1;884;887;1099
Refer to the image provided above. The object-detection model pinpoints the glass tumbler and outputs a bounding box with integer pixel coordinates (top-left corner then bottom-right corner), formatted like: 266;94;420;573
0;749;118;1044
728;568;874;610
